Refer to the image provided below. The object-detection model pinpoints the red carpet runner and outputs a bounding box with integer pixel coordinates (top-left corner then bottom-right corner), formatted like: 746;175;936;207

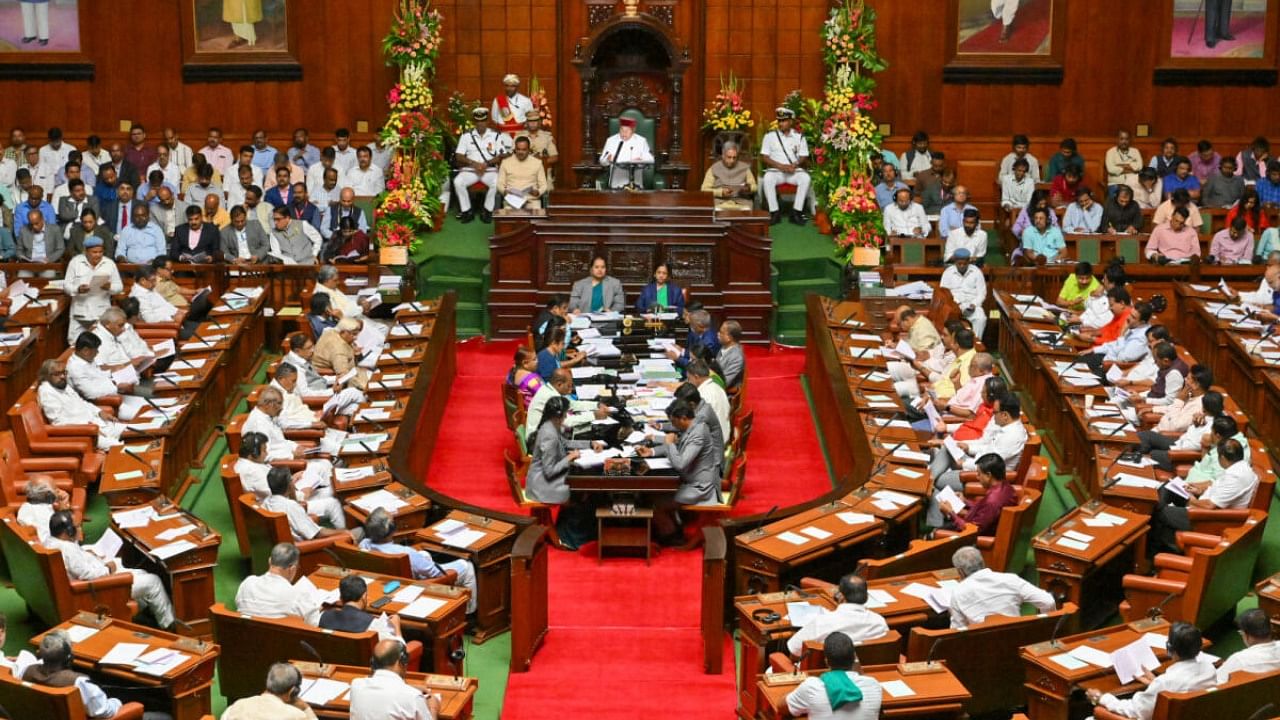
428;340;833;717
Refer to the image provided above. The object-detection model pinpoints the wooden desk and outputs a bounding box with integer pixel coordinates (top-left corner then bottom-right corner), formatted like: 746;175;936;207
595;507;653;563
1032;502;1148;629
413;510;518;644
308;565;468;675
734;588;839;718
112;501;220;639
100;440;165;507
32;615;219;720
330;459;394;498
733;501;884;596
1020;617;1176;720
291;662;477;720
0;330;38;432
342;481;431;538
753;663;971;719
1257;573;1280;635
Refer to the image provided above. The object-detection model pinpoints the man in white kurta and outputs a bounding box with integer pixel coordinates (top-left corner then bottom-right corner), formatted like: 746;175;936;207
36;361;123;450
63;239;122;344
940;249;988;339
129;272;180;324
67;333;130;400
243;388;336;497
759;107;811;225
92;309;155;370
234;542;323;625
344;148;386;197
599;117;654;190
453;108;511;222
43;510;175;628
270;368;323;430
350;640;439;720
16;477;64;542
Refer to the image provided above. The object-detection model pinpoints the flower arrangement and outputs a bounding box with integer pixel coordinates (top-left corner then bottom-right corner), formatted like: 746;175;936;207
375;0;450;256
445;91;472;136
702;73;754;132
528;76;553;130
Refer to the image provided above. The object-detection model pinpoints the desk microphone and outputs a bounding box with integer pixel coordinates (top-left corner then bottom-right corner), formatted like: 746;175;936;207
374;379;402;408
396;320;416;338
784;584;813;600
749;506;779;537
1057;358;1082;377
449;647;466;682
321;547;348;571
87;582;111;625
123;448;157;479
1249;323;1276;355
1245;703;1277;720
1147;592;1178;620
834;305;860;326
1100;445;1139;492
142;395;171;422
1045;610;1069;650
299;640;326;674
793;646;810;676
850;367;879;393
170;619;208;653
924;637;943;668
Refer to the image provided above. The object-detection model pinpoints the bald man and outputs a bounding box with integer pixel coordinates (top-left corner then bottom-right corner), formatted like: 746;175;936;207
321;187;369;240
349;639;439;720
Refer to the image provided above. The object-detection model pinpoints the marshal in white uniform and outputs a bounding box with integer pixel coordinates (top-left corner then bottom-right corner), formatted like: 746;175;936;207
759;107;811;222
453;108;512;219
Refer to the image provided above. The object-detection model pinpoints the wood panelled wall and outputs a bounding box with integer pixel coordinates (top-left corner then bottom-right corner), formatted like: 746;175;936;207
2;0;1278;171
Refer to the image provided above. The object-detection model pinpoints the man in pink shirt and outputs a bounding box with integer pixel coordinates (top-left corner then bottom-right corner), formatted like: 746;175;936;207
1209;217;1255;264
1146;207;1200;262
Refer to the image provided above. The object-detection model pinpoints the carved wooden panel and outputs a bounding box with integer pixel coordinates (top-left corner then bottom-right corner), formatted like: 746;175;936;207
647;1;675;27
666;245;714;285
599;76;662;118
586;1;615;28
547;245;596;283
606;245;657;282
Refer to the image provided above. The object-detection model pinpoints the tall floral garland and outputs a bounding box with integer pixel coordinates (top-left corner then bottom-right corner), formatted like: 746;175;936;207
375;0;449;256
802;0;887;263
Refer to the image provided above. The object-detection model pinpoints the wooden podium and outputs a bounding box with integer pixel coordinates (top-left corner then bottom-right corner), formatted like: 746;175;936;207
488;190;773;342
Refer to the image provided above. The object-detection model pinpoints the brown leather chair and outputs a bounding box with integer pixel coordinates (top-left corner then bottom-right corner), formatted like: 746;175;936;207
238;492;343;576
8;402;104;487
1092;667;1280;720
0;431;84;518
853;525;980;580
0;670;145;720
768;630;903;673
936;486;1042;574
327;538;459;588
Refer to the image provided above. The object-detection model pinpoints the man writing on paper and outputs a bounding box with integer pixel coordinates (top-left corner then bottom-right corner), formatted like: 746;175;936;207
92;307;157;372
67;332;138;400
786;574;889;659
948;546;1054;629
497;135;547;210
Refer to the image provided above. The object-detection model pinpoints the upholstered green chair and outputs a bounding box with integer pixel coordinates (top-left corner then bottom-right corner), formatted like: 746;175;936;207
602;109;665;190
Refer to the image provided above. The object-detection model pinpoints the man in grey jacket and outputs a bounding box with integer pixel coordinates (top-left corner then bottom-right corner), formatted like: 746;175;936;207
220;206;271;264
641;399;722;543
17;208;64;262
568;256;624;313
266;206;321;264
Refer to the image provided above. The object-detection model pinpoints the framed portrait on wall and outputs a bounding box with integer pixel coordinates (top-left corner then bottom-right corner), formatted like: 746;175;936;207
1154;0;1279;84
943;0;1067;83
179;0;302;81
0;0;92;80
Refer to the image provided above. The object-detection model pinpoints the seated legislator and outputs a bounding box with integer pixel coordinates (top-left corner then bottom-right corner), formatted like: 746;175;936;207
67;332;136;399
235;542;323;625
929;393;1027;502
930;349;993;423
359;508;478;614
701;141;757;210
307;293;339;339
453;108;511;223
686;360;730;443
943;208;988;265
568;255;624;313
1216;609;1280;684
16;476;70;542
673;383;726;465
36;359;123;450
221;205;271;264
509;345;544;407
1208;216;1254;264
715;320;746;390
244;387;314;461
536;326;585;381
270;364;325;430
1105;324;1172;392
944;376;1008;443
948;545;1055;629
64;234;122;344
222;662;316;720
1099;185;1143;234
44;510;176;629
261;464;350;541
759;107;810;225
1056;261;1102;312
150;257;193;309
1085;622;1215;720
1127;343;1189;410
874;163;909;209
1134;393;1226;472
236;431;274;498
635;262;685;316
640;400;722;544
314;265;375;320
322;215;372;264
524;397;599;549
1081;296;1151;368
131;264;204;340
1134;361;1208;432
267;205;323;265
666;308;720;370
598;116;653;190
1149;438;1258;555
928;453;1016;534
1201;156;1244;209
785;632;883;720
532;294;571;351
1074;287;1133;347
1181;416;1250;487
1015;207;1065;265
786;574;889;658
318;575;402;638
312;318;370;390
1011;189;1059;240
882;188;929;238
1152;188;1203;230
940;248;987;339
92;307;156;371
283;332;337;395
25;631;173;720
1249;269;1280;323
350;639;440;720
496;135;547;209
1145;206;1200;262
168;204;219;262
1063;187;1103;234
525;369;606;437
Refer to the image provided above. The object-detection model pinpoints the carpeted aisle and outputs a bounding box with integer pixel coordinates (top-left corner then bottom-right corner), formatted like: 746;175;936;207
429;340;832;717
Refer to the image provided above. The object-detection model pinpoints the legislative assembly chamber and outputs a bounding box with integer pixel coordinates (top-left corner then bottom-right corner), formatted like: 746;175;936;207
2;0;1280;718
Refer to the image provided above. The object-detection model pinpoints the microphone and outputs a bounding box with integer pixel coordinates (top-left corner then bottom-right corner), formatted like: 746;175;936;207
1249;323;1276;355
396;320;416;338
924;636;943;668
87;582;111;626
850;367;878;393
793;645;810;675
783;584;813;600
170;619;208;653
299;640;327;675
123;448;158;479
226;289;249;299
449;647;466;681
1147;591;1178;620
321;547;348;572
1056;358;1081;377
749;505;780;538
142;395;171;422
1099;446;1139;492
833;304;860;326
1045;610;1069;650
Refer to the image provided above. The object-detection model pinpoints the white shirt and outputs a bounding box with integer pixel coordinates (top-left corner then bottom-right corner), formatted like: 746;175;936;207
697;379;731;442
166;142;194;172
1080;292;1113;329
39;142;75;171
491;92;535;125
17;502;55;542
243;407;298;460
306;163;344;199
42;535;113;580
229;161;265;188
1202;459;1259;509
65;256;123;326
1216;640;1280;684
67;353;118;400
270;379;319;429
261;494;322;541
235;457;272;498
146;160;182;189
998;152;1040;183
129;284;178;324
944;228;988;262
343;165;386;196
75;675;124;719
91;325;152;367
82;148;111;176
234;572;322;625
457;129;511;166
368;141;396;172
961;419;1028;471
314;283;360;320
1098;659;1216;720
786;603;889;656
940;265;987;313
349;668;434;720
759;129;810;167
1001;175;1035;208
37;382;103;428
785;672;882;720
882;203;930;236
332;147;360;175
949;567;1055;629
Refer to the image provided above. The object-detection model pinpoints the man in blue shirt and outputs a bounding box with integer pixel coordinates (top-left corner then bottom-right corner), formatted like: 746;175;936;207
115;205;166;264
287;128;320;170
1256;161;1280;208
358;509;477;613
874;164;908;209
1161;157;1202;202
1063;187;1103;234
937;185;976;238
11;184;56;235
250;130;278;173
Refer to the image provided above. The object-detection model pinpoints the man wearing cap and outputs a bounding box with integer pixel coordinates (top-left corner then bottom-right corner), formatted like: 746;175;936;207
760;107;810;226
492;74;534;137
599;117;654;190
453;108;512;223
940;248;988;338
523;110;558;189
701;141;756;210
497;136;548;209
64;235;123;344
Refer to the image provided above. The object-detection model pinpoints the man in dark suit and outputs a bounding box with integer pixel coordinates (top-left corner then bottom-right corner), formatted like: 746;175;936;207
107;142;140;188
100;181;140;236
285;182;322;231
56;179;99;231
220;205;271;264
318;575;402;636
169;205;221;262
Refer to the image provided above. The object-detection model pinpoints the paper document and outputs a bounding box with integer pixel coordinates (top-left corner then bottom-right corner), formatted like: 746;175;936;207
299;678;350;706
351;489;410;514
100;642;150;665
880;680;916;698
1112;637;1160;683
400;596;448;618
65;625;100;643
934;485;966;515
152;540;197;560
1048;653;1090;671
866;589;896;607
799;526;832;540
785;602;822;627
392;585;425;604
1105;365;1124;383
836;512;875;526
942;437;966;464
88;529;123;560
155;525;195;541
776;531;809;546
441;528;486;549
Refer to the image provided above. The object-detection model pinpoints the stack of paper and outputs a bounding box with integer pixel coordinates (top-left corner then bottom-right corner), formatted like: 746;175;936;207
299;677;350;706
1082;511;1127;528
112;506;158;529
336;465;377;482
400;596;448;618
351;489;410;514
785;602;821;626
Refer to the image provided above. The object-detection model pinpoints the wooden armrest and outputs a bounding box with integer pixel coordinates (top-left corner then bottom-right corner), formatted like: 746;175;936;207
957;470;977;482
1091;707;1127;720
1185;508;1251;525
1152;553;1194;573
46;424;100;437
799;577;836;592
975;536;995;550
933;529;961;539
30;438;94;454
19;457;80;473
284;428;325;441
268;460;308;471
962;482;985;497
426;569;458;586
1122;574;1186;596
769;652;795;673
1167;450;1202;463
1175;531;1222;551
111;702;147;720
